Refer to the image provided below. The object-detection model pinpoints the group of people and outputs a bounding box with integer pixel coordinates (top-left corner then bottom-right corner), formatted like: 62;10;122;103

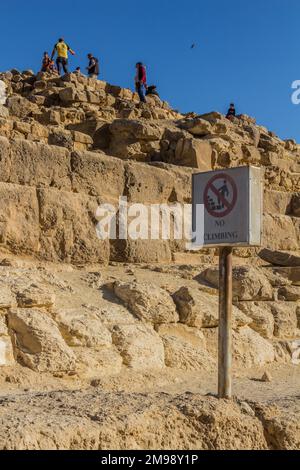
41;38;159;103
41;38;235;109
41;38;100;80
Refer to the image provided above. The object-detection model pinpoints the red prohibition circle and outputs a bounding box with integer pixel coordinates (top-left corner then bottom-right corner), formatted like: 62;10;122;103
204;173;238;218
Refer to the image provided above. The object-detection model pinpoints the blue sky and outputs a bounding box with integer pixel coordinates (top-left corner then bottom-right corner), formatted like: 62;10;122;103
1;0;299;141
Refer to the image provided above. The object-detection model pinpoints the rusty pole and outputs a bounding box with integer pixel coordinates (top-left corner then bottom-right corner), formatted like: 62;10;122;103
218;247;233;399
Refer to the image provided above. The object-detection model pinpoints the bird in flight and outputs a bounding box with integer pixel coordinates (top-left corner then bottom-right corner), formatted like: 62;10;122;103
191;43;196;49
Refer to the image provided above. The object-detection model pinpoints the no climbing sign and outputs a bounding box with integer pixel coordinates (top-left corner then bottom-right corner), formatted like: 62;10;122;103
192;166;263;400
192;166;263;247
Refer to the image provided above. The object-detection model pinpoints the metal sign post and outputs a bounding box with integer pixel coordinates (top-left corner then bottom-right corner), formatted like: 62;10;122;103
218;247;233;399
192;166;263;400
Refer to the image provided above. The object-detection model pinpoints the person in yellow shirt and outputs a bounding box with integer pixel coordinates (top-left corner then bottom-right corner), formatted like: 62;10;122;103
51;38;75;75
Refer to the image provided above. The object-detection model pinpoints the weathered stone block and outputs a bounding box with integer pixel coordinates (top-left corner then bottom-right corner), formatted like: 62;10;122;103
37;188;110;264
7;308;76;372
0;182;40;255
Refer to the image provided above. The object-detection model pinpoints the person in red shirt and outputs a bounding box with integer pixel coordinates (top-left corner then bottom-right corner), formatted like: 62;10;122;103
135;62;147;102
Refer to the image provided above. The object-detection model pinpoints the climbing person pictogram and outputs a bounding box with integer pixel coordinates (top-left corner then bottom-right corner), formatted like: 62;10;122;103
204;173;238;218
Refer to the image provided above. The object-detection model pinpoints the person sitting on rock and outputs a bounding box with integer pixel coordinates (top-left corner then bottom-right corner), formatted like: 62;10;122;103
135;62;147;103
41;52;52;72
86;54;100;79
41;52;57;75
146;85;159;97
51;38;75;75
49;60;58;74
226;103;236;121
74;66;82;75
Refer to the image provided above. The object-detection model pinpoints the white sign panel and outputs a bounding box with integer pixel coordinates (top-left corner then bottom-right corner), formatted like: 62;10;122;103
192;166;263;247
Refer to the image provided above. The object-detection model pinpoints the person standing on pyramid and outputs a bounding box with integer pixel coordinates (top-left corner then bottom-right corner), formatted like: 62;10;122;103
51;38;75;75
135;62;147;103
86;54;100;79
